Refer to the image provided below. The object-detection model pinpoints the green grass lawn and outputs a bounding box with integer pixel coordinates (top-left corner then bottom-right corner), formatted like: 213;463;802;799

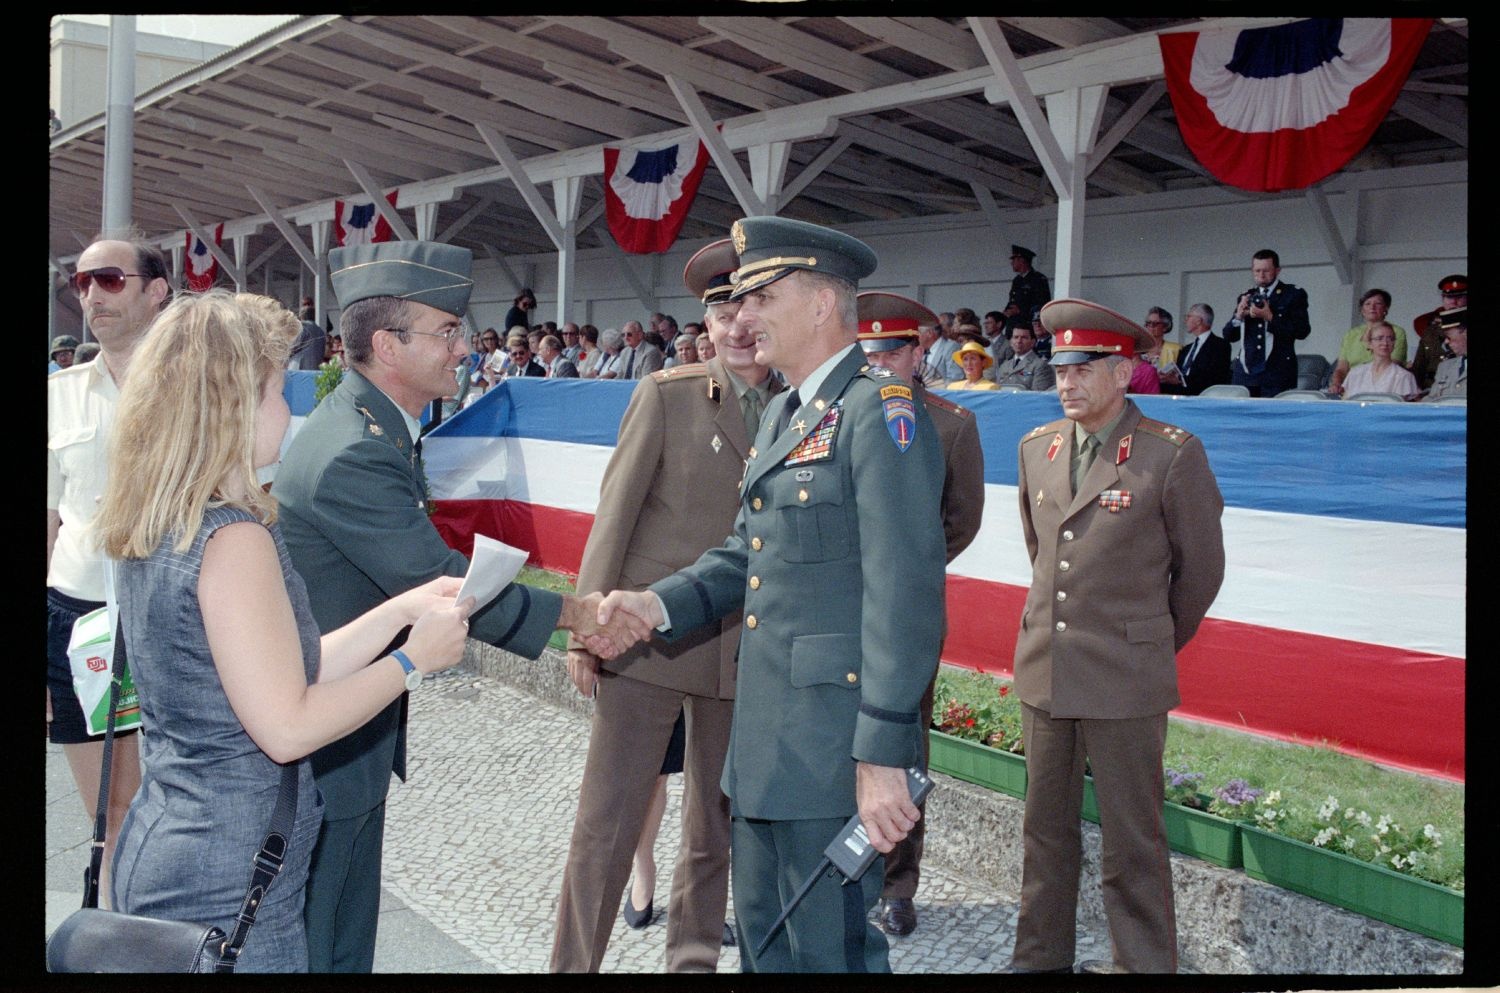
517;566;576;650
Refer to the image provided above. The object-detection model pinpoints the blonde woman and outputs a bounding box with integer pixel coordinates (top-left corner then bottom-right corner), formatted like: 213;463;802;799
94;291;474;972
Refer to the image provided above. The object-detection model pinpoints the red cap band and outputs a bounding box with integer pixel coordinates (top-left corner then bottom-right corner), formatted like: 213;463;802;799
1052;326;1137;358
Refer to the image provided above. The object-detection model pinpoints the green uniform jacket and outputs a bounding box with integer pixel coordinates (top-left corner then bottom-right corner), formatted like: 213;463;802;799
650;347;947;821
275;369;561;821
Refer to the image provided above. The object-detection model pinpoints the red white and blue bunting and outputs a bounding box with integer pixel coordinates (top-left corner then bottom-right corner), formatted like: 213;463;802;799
603;135;710;254
1160;18;1432;192
334;190;399;246
184;223;222;292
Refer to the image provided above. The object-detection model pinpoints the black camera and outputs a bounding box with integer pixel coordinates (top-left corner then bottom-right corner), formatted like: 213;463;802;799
1247;291;1268;310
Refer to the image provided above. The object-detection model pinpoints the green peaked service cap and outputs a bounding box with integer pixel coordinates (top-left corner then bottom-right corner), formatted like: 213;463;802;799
727;216;877;300
329;240;474;317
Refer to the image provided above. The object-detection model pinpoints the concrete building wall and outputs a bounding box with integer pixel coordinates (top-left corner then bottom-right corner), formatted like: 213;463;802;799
49;18;229;131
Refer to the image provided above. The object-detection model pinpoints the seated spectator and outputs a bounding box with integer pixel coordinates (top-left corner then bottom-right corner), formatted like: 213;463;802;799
539;334;578;378
1409;274;1466;390
1030;307;1053;360
527;328;545;356
49;334;79;373
471;328;500;385
576;325;603;378
917;324;947;387
560;323;583;361
1421;309;1467;402
1328;289;1409;396
667;333;699;367
73;341;100;364
1162;304;1230;395
696;330;715;361
947;340;999;390
594;327;625;379
993;324;1056;391
982;310;1007;343
504;334;547;379
1143;307;1183;384
327;334;345;368
1342;322;1418;399
1127;351;1161;394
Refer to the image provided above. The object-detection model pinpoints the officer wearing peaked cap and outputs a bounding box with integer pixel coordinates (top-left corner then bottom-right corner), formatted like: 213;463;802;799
1008;299;1225;974
274;240;618;972
596;216;948;972
1005;244;1052;334
1410;274;1468;391
858;291;985;937
550;237;781;972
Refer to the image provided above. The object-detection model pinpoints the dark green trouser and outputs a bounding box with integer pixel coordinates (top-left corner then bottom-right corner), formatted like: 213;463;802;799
304;802;385;973
732;816;890;973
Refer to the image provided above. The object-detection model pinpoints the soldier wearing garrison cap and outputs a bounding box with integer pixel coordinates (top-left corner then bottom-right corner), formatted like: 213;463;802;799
1006;299;1225;975
1004;244;1052;334
274;240;628;972
1410;273;1468;391
551;238;781;972
858;292;985;938
597;217;948;972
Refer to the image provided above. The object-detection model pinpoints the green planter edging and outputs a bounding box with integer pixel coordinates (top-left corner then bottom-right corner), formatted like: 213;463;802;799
1162;796;1242;868
1081;776;1099;824
1240;823;1463;947
927;730;1026;798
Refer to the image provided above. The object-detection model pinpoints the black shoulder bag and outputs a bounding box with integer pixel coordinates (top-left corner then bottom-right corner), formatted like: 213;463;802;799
46;621;299;973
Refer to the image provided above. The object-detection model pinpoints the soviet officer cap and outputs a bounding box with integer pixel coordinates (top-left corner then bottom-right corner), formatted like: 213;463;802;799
50;334;80;357
727;216;877;300
683;238;739;306
1042;298;1155;367
1438;274;1467;296
857;291;936;353
1437;307;1467;331
1011;244;1036;262
329;240;473;317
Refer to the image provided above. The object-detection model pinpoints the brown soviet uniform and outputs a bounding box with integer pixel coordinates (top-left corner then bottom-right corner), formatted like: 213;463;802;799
882;384;985;899
551;358;780;972
1012;401;1224;973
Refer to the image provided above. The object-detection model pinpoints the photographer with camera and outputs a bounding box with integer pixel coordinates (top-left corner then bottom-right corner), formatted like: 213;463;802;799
1222;249;1311;396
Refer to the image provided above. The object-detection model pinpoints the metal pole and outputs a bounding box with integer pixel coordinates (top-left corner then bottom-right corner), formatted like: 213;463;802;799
101;15;136;236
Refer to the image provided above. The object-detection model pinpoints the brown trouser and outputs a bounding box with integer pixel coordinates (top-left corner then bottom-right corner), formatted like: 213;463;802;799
550;671;734;972
880;674;935;900
1012;703;1177;973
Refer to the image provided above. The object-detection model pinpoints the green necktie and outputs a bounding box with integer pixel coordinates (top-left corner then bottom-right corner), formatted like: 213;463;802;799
741;387;765;441
1072;435;1099;496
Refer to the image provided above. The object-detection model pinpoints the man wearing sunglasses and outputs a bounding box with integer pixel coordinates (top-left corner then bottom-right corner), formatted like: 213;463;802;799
48;235;172;907
273;239;643;972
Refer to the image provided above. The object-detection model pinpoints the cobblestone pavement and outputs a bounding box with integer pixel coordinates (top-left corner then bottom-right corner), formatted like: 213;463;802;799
381;662;1112;973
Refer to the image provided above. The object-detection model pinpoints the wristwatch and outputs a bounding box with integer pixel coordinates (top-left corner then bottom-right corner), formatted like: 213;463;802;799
391;649;424;692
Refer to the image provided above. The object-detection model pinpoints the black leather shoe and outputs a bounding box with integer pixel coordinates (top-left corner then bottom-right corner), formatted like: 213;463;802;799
878;898;918;936
622;895;653;929
722;922;737;947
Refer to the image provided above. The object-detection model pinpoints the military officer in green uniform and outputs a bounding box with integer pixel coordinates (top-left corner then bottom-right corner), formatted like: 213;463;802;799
597;217;948;972
1004;245;1052;334
1007;299;1225;974
274;240;627;972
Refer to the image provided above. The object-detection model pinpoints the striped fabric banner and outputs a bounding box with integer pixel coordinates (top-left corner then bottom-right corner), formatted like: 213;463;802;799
401;378;1464;780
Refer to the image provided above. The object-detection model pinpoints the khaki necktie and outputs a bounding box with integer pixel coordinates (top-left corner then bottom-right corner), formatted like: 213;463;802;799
1071;435;1099;496
741;388;765;441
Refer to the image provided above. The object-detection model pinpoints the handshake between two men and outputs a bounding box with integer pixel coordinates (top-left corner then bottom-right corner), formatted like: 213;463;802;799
562;589;921;856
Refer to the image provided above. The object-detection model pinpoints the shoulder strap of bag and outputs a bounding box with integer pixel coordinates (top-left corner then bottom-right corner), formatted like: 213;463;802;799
89;618;300;972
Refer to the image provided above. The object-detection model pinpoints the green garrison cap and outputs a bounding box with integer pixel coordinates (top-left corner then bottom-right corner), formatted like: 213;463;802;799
728;216;877;300
683;238;739;306
329;240;474;317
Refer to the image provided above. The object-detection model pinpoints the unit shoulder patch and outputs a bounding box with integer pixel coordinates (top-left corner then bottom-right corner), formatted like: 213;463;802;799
1135;417;1194;447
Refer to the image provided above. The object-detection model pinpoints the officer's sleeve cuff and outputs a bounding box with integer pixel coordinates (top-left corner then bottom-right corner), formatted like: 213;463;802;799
852;707;924;769
653;591;672;633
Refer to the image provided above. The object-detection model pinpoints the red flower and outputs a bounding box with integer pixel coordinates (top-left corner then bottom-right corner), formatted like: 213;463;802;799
965;717;976;727
999;686;1010;697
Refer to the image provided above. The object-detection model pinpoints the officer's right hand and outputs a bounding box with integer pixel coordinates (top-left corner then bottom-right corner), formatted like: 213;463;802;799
403;595;477;674
595;590;663;654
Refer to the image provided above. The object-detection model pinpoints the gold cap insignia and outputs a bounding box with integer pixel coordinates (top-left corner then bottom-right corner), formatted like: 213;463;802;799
731;220;746;254
1064;330;1074;344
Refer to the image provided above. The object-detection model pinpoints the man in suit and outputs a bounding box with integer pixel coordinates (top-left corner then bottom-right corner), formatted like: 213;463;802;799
1222;249;1311;397
1421;308;1467;402
1004;245;1051;334
1162;303;1230;396
994;324;1057;392
537;334;578;378
552;239;781;972
1007;299;1225;974
619;319;666;379
597;217;948;972
502;333;547;378
274;240;632;972
856;292;985;936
